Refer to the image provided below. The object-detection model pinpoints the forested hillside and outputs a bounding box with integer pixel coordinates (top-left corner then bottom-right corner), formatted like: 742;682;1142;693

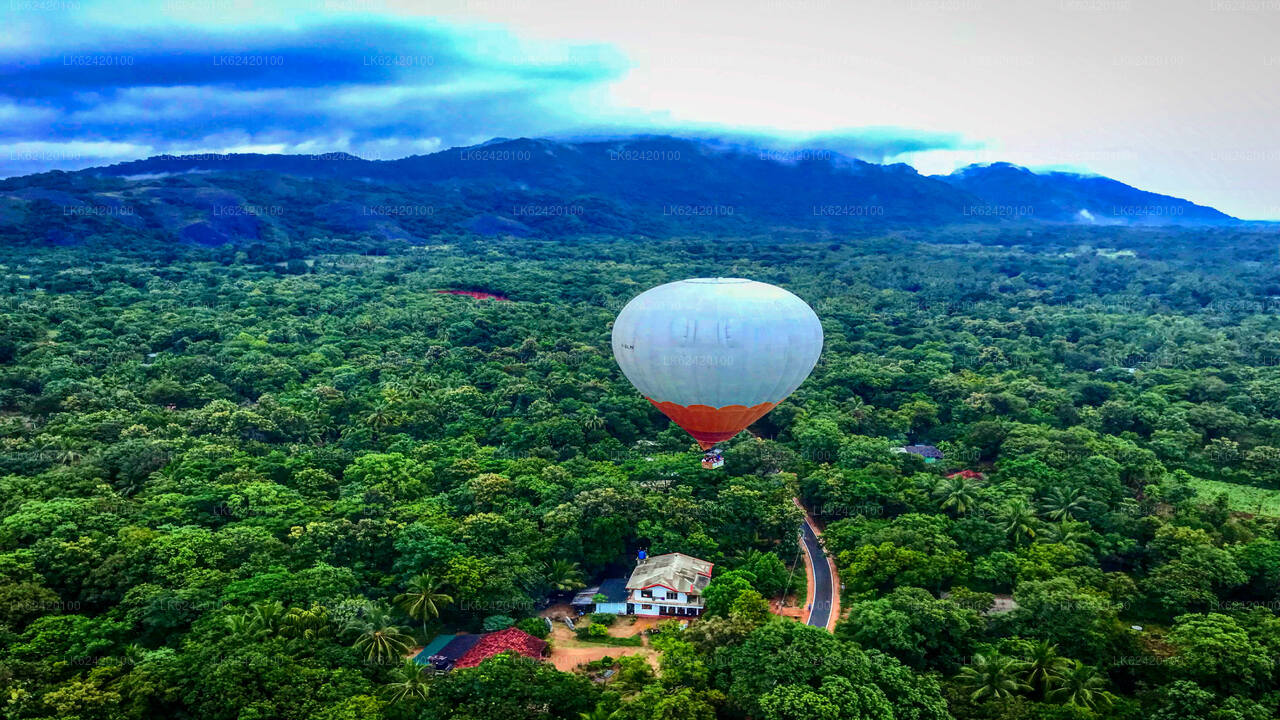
2;226;1279;720
0;137;1246;250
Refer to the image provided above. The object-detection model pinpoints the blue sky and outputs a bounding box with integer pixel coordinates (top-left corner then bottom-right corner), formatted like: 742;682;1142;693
3;0;1278;218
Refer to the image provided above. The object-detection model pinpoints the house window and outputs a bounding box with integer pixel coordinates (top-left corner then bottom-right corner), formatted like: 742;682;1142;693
640;590;653;599
641;604;651;610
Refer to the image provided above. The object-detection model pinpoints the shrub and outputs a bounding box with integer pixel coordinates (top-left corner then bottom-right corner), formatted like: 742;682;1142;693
516;616;549;639
482;614;515;631
575;622;609;640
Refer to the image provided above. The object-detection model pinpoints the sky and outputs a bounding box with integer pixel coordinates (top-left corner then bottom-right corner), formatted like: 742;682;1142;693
2;0;1278;218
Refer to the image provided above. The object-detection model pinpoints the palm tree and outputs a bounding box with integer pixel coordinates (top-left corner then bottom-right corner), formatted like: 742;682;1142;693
248;599;287;635
383;660;431;703
224;614;259;639
226;600;287;640
998;498;1040;545
580;410;606;432
933;475;979;515
956;653;1031;702
282;604;333;640
364;403;400;441
1047;660;1114;710
39;436;83;465
1040;487;1095;521
1020;641;1068;698
482;396;507;417
394;573;453;633
1041;521;1089;545
347;602;415;665
544;559;587;592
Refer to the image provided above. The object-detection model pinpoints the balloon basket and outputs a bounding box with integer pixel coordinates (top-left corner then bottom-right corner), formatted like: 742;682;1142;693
701;449;724;470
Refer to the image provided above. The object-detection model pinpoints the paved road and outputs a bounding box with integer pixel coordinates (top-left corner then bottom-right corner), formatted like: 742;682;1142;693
800;518;835;629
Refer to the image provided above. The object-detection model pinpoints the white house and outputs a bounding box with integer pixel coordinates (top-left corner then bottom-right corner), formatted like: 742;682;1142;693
624;552;713;617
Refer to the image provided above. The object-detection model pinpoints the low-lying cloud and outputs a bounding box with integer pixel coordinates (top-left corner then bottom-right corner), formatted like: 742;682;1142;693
0;11;966;177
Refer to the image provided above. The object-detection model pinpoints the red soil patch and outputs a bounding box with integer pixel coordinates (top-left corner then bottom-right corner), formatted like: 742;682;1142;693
434;289;510;301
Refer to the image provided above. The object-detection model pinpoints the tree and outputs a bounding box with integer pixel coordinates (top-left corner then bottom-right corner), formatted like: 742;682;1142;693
1009;577;1123;663
1046;659;1113;710
836;586;981;673
998;499;1040;546
383;660;431;704
933;474;978;515
1165;613;1274;695
1018;640;1068;698
720;620;910;719
1039;486;1095;521
420;652;598;720
955;653;1030;702
544;559;587;592
394;572;453;633
727;589;769;624
702;570;756;618
346;601;415;665
741;550;791;598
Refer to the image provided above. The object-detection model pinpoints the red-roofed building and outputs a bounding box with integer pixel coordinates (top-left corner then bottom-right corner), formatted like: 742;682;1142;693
946;470;986;480
453;627;548;669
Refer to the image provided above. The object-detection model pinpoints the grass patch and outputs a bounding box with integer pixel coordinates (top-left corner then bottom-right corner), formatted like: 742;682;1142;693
1186;478;1280;517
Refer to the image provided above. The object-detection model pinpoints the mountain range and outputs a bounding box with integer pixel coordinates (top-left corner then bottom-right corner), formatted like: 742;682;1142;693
0;136;1242;247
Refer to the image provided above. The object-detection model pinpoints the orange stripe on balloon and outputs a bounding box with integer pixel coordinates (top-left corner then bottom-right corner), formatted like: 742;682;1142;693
647;398;778;450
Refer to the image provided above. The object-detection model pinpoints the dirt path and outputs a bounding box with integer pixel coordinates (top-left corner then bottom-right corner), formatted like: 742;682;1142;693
540;611;660;671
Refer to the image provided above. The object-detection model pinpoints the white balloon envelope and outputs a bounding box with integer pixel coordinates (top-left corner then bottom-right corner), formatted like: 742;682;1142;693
611;278;823;449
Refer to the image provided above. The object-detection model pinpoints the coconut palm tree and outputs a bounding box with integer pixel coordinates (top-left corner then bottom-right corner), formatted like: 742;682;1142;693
1020;641;1069;698
1047;660;1114;710
364;402;400;441
383;660;431;704
394;573;453;633
998;498;1040;546
933;475;979;515
956;653;1031;702
347;602;415;665
580;410;606;432
544;559;587;592
1040;487;1095;521
1041;520;1089;545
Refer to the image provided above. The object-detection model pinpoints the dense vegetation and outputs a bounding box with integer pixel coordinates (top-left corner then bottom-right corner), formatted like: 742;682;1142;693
2;225;1279;720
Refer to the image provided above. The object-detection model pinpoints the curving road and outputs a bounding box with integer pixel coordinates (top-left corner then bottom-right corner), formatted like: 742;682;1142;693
800;519;834;628
794;499;839;630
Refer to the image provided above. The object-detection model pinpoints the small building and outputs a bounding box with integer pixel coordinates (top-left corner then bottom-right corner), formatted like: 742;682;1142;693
894;444;943;463
624;552;713;617
454;627;548;668
415;627;548;671
416;633;482;671
946;470;985;480
571;577;630;615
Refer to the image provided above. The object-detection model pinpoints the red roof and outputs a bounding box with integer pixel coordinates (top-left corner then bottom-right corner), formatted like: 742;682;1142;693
435;289;509;301
453;627;548;669
947;470;985;480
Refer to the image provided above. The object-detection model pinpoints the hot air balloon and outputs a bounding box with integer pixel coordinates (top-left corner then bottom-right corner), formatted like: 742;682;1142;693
611;278;823;461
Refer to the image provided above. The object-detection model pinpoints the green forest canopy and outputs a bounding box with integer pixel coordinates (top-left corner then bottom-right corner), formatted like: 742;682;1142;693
1;226;1279;720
